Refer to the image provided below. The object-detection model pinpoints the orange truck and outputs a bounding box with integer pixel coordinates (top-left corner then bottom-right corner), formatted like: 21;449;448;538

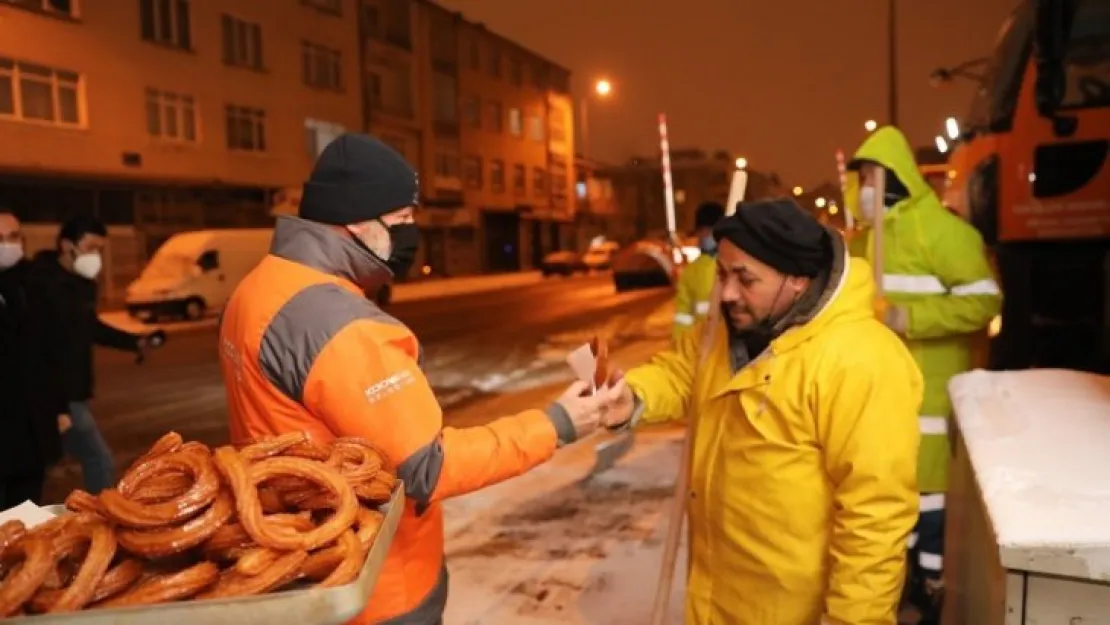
942;0;1110;372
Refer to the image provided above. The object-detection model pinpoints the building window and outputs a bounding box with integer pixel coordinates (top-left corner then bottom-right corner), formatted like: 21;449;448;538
462;95;480;128
434;148;462;191
488;46;501;78
7;0;77;17
512;164;526;196
463;156;483;189
467;38;480;71
145;88;196;141
301;0;341;15
365;71;382;109
139;0;192;50
220;15;263;70
304;118;344;158
491;160;505;193
533;167;547;197
528;115;544;142
486;101;502;132
508;108;523;137
551;156;568;206
302;42;342;91
531;63;547;90
225;105;266;152
432;74;457;124
509;57;522;86
0;58;82;126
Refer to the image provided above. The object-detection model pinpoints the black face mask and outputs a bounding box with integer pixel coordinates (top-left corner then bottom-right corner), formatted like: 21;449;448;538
384;222;420;278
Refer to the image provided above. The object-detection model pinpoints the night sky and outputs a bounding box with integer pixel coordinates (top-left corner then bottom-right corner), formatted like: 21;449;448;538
440;0;1018;187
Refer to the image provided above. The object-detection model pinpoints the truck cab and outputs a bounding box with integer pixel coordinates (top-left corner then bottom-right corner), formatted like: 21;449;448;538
944;0;1110;372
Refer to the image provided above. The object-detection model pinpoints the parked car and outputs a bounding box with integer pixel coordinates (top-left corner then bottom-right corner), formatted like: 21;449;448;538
540;250;585;276
612;239;684;292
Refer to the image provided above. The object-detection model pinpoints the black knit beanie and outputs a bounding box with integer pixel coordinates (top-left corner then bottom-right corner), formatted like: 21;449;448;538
712;198;832;277
299;133;419;225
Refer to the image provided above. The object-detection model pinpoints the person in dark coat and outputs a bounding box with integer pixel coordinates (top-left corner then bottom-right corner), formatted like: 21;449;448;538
31;215;155;494
0;210;67;507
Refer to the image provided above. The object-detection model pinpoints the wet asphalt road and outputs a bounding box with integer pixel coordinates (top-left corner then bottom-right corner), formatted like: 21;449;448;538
43;274;671;502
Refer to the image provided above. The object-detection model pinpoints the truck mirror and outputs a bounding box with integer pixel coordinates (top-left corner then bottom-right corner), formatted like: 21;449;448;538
1032;0;1075;117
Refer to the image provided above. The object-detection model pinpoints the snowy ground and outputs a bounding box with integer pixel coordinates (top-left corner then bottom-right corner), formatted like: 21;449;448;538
439;328;688;624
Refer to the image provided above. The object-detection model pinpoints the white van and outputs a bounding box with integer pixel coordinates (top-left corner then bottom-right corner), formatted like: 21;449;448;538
125;229;273;321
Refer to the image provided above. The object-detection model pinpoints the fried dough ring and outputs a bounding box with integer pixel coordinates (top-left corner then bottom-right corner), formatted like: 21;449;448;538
0;533;54;616
590;336;609;389
95;561;219;608
64;490;105;518
116;490;234;559
100;448;220;528
29;558;144;612
197;550;308;600
239;432;308;463
200;513;314;561
214;447;357;551
0;520;26;550
41;515;117;613
327;438;385;481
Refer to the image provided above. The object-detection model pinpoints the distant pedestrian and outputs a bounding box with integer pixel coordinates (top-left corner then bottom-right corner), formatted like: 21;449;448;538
672;201;725;341
0;210;67;507
31;215;159;494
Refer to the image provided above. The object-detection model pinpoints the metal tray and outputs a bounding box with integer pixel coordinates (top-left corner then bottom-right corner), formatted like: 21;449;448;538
7;485;405;625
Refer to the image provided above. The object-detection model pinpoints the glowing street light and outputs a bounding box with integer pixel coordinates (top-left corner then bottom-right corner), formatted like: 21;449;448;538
595;79;612;97
792;186;804;196
581;78;615;158
815;197;827;208
829;205;840;215
945;117;960;140
935;135;949;154
735;157;748;170
864;119;878;132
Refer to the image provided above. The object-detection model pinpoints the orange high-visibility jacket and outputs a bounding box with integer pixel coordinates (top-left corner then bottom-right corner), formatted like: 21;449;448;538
218;216;568;624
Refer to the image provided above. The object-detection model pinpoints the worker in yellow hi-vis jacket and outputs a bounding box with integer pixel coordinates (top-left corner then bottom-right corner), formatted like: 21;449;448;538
672;201;725;342
845;126;1002;625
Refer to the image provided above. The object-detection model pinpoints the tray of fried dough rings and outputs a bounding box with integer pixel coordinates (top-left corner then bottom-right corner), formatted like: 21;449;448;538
0;431;405;625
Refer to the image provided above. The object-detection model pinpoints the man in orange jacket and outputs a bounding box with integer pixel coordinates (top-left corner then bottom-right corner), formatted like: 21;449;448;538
218;133;614;624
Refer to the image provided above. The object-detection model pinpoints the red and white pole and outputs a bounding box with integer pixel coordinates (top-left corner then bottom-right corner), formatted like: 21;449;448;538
658;113;678;243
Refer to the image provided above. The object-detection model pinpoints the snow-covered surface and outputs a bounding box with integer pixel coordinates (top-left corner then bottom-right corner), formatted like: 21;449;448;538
949;368;1110;580
442;428;687;624
391;271;545;303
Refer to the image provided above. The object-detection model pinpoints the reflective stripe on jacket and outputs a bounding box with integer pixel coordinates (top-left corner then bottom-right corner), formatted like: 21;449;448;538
673;253;717;341
848;127;1002;493
218;217;560;624
626;237;923;624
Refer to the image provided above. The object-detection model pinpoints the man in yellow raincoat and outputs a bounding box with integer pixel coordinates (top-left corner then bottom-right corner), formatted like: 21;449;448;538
845;126;1002;625
673;201;725;341
605;198;923;625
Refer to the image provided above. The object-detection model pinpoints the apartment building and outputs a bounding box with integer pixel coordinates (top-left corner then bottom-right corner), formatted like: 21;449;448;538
360;0;575;276
0;0;362;262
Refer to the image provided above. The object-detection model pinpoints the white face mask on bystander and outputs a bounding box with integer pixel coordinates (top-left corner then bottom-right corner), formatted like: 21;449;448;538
73;252;103;280
0;243;23;270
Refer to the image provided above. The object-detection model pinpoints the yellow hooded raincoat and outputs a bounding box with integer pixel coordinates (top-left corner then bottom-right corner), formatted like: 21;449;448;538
673;252;719;341
845;127;1002;493
625;236;923;624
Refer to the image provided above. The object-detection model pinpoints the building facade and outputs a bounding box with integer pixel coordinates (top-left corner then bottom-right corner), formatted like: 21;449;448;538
596;149;788;243
0;0;576;286
355;0;576;277
0;0;362;260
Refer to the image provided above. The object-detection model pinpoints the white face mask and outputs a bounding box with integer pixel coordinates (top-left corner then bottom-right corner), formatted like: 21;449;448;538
0;242;23;270
73;252;103;280
859;186;879;222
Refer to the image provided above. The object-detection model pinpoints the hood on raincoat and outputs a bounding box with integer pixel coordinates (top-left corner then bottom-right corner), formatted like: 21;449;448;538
844;126;933;224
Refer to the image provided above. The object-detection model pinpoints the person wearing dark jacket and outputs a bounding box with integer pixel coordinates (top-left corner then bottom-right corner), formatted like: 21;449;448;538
0;211;67;507
31;216;153;494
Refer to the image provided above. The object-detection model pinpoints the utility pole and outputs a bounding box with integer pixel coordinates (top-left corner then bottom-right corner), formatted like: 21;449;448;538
888;0;899;126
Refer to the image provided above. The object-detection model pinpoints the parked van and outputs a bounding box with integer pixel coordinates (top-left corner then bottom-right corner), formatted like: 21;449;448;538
125;229;272;321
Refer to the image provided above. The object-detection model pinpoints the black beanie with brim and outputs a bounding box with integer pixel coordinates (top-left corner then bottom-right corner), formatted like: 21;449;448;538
712;198;832;277
299;133;419;226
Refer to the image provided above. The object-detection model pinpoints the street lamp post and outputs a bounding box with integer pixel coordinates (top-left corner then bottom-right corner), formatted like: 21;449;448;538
888;0;899;126
579;79;612;158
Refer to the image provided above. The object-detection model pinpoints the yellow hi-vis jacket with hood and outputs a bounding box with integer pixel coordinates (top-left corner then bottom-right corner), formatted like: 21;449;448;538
624;235;923;625
845;126;1002;494
673;252;717;341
